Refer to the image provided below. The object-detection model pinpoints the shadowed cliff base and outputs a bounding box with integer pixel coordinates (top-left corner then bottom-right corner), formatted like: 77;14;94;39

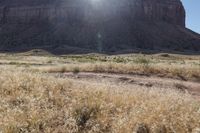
0;21;200;55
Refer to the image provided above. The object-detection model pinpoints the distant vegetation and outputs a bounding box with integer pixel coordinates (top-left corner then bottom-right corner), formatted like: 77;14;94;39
39;54;200;82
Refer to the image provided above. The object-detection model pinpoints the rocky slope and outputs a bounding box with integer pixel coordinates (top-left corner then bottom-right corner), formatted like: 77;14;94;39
0;0;199;54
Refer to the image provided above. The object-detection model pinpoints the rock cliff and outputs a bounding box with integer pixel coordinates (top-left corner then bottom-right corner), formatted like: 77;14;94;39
0;0;185;26
0;0;199;54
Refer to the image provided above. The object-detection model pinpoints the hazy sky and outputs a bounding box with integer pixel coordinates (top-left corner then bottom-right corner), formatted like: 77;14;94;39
181;0;200;33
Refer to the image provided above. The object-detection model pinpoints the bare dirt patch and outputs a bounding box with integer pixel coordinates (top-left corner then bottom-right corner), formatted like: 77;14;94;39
57;72;200;99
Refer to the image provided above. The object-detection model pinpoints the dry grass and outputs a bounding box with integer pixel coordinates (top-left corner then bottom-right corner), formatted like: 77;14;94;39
0;68;199;133
0;53;200;132
40;62;200;81
0;53;199;81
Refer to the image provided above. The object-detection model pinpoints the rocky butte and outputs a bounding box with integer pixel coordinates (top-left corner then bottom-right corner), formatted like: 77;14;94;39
0;0;199;54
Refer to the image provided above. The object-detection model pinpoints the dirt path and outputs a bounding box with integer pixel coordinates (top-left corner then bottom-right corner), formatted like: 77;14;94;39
55;72;200;99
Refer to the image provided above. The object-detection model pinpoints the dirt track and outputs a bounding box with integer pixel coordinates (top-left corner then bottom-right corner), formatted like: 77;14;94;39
55;72;200;99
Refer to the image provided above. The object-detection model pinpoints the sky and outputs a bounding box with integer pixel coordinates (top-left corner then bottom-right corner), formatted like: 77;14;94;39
181;0;200;33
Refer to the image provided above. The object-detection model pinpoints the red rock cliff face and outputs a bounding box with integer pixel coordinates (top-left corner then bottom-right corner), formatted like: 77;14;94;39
0;0;185;26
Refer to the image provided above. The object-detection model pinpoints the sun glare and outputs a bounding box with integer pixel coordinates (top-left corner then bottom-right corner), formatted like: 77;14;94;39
91;0;101;1
90;0;102;4
90;0;103;8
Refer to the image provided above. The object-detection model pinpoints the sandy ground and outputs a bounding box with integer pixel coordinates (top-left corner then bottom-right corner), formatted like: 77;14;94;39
54;72;200;99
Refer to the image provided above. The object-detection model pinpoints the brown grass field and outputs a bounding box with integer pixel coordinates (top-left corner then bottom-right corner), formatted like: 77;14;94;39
0;51;200;133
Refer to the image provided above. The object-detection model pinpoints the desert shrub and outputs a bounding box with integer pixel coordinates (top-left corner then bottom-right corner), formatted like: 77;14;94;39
60;66;66;73
73;67;80;74
135;57;151;71
113;57;126;63
47;60;52;64
135;57;150;65
160;54;170;58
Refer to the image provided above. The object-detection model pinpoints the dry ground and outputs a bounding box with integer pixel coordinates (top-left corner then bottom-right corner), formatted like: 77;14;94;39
0;51;199;133
58;72;200;99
